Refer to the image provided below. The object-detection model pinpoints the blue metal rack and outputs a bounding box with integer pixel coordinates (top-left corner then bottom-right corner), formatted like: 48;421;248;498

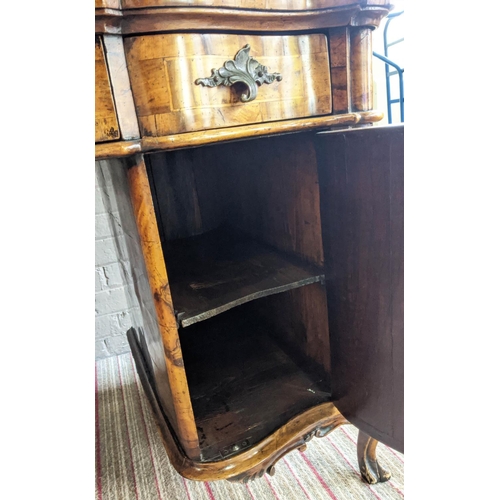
373;10;404;123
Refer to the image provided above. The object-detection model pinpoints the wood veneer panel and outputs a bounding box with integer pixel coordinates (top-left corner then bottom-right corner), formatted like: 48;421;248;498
329;26;375;114
140;111;381;152
95;0;121;8
350;27;373;111
125;33;332;136
126;155;200;459
95;36;120;142
316;125;404;452
122;0;389;10
329;27;351;113
121;6;357;34
97;3;392;35
102;35;140;140
95;139;142;160
93;112;383;159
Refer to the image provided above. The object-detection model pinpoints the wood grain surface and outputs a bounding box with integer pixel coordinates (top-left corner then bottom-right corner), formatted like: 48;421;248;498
95;36;120;142
95;0;121;8
146;133;332;377
99;159;181;455
163;228;324;327
329;26;374;113
125;33;332;136
97;6;390;35
94;112;384;159
220;134;331;378
329;27;351;114
121;0;389;10
95;7;122;35
261;284;331;380
316;125;404;453
146;146;227;241
126;154;200;459
221;134;325;266
102;35;140;140
95;139;141;160
140;111;382;152
350;27;373;111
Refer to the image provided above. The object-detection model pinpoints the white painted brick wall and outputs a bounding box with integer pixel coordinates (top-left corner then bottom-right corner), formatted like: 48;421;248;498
95;160;142;359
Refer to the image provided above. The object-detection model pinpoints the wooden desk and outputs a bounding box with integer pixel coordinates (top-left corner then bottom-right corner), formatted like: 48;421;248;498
95;0;403;484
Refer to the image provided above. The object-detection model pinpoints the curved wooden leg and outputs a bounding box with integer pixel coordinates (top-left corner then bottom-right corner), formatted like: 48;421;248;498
357;431;391;484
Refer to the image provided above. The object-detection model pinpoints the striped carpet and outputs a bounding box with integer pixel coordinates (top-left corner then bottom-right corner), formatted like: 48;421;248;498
95;353;404;500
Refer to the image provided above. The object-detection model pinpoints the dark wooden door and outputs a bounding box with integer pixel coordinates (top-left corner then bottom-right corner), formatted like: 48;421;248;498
315;125;404;453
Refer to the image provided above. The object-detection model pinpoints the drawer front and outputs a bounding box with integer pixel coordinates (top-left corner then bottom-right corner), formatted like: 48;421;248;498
124;33;332;137
95;36;120;142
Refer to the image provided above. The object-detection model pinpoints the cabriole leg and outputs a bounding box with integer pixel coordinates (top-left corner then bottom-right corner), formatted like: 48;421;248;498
357;431;391;484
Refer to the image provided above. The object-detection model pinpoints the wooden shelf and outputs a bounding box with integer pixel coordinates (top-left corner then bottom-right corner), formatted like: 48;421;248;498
180;308;330;462
164;228;325;328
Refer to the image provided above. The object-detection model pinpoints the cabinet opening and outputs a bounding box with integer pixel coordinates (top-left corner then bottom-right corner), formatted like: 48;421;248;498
146;133;332;459
179;298;331;462
147;133;326;312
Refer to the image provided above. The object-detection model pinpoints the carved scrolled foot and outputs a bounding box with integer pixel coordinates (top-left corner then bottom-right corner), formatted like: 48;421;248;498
357;431;391;484
227;412;348;483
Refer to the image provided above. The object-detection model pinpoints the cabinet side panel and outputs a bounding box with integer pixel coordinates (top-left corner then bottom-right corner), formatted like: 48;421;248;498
105;156;200;459
99;159;176;425
316;126;403;452
146;149;227;241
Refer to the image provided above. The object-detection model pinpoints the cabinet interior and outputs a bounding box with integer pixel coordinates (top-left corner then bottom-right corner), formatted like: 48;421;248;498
146;133;332;461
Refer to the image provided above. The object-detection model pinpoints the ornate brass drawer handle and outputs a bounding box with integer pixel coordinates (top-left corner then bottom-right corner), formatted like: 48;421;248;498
195;44;282;103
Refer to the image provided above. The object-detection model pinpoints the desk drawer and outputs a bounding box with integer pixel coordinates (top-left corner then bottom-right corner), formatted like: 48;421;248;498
95;36;120;142
124;33;332;137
